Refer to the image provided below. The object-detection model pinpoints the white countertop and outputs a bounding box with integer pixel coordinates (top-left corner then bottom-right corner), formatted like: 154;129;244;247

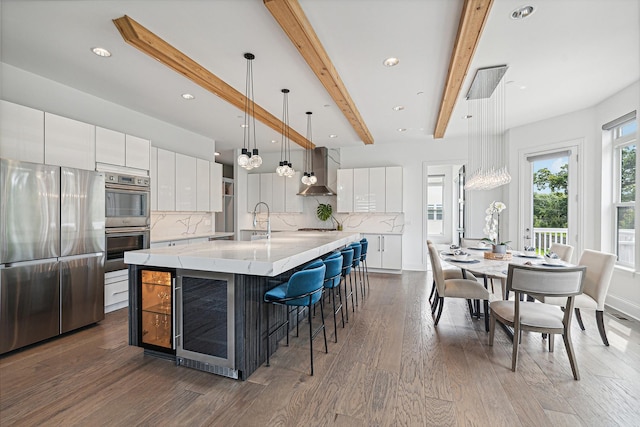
125;231;360;277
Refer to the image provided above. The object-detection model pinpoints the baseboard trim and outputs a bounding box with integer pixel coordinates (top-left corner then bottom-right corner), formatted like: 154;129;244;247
605;294;640;322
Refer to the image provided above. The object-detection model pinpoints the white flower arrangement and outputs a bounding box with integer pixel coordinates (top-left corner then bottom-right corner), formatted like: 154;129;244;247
483;201;508;245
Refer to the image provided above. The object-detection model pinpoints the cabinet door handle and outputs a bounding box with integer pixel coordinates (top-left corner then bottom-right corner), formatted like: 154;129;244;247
382;235;385;252
378;235;381;251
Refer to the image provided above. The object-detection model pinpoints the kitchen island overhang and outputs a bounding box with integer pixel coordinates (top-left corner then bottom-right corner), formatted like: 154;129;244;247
125;231;360;380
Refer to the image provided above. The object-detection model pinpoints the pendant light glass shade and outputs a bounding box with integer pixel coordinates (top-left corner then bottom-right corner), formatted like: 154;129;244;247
238;53;261;170
302;111;315;185
277;89;294;176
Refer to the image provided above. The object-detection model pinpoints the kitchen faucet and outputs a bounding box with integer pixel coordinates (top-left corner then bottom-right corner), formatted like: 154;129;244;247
252;202;271;238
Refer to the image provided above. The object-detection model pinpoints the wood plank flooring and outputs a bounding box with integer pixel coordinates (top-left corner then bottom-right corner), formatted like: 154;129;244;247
2;270;640;426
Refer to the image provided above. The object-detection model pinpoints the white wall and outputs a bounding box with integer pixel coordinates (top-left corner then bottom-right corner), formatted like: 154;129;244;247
506;80;640;320
1;63;215;160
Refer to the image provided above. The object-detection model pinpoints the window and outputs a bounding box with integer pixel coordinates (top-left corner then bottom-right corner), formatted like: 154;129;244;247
612;116;637;267
427;175;445;235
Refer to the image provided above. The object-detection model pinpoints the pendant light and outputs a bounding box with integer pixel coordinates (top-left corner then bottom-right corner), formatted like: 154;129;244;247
276;89;294;177
238;53;262;170
302;111;317;185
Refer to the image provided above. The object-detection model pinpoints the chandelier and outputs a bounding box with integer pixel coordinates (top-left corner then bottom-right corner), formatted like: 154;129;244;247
301;111;317;185
237;53;262;170
465;65;511;190
276;89;295;177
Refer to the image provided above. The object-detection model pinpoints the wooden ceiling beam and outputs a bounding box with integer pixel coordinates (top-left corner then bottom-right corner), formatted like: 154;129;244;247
263;0;374;145
433;0;494;139
113;15;314;149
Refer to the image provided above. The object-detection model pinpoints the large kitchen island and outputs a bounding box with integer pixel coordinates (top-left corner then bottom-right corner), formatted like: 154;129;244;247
124;231;359;380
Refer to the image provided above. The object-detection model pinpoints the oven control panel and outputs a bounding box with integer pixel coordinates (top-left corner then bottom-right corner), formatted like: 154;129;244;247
105;173;150;188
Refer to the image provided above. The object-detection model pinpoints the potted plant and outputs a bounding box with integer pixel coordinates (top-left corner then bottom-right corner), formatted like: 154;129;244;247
316;203;342;230
483;201;510;253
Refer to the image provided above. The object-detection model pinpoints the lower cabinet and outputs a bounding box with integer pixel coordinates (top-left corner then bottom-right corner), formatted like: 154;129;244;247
363;233;402;270
105;269;130;313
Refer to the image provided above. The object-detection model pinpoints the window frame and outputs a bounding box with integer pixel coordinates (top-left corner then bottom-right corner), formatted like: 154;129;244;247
612;119;637;268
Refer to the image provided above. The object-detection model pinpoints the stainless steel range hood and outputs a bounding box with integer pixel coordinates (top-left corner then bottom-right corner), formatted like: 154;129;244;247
297;147;336;196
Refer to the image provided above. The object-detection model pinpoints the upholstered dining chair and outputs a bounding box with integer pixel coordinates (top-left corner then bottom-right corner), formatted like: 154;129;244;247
427;242;478;309
339;247;355;321
489;263;586;380
427;241;490;331
264;264;328;375
359;238;370;293
549;242;574;263
535;249;616;345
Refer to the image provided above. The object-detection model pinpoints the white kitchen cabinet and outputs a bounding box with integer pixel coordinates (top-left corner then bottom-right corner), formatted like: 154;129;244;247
259;172;273;210
363;233;402;270
0;100;45;163
337;167;403;213
196;158;210;212
105;269;129;313
44;112;95;170
336;168;353;213
125;134;150;170
149;147;158;210
175;153;197;211
95;127;126;166
157;148;176;211
247;173;260;212
385;166;403;212
369;167;386;212
210;161;223;212
353;168;369;212
271;173;286;213
285;171;303;213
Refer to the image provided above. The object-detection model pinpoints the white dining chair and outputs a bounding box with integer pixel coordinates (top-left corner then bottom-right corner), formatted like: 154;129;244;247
549;243;574;263
535;249;616;345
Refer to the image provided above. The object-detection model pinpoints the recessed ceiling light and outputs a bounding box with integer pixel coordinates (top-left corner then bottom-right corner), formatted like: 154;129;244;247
271;139;278;144
392;106;405;111
181;93;195;100
323;104;331;108
240;124;248;128
91;47;111;57
397;128;407;132
214;152;220;156
511;5;535;20
463;114;473;119
329;134;338;138
383;57;399;67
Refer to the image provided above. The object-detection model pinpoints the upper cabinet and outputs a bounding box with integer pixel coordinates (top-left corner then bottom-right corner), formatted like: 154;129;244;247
96;127;150;171
125;135;150;170
246;172;302;213
156;148;176;211
44;113;95;170
337;166;403;213
151;148;222;213
0;100;45;163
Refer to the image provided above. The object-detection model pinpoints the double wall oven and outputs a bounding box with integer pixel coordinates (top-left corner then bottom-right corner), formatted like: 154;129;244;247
105;172;150;272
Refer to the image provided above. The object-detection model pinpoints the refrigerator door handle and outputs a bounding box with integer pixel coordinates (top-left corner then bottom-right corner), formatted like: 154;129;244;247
2;258;59;268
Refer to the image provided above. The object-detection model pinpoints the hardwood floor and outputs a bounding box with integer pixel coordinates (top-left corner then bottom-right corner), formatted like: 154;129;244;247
2;270;640;426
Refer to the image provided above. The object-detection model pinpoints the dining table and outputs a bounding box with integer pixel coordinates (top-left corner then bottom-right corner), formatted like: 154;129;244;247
437;244;575;339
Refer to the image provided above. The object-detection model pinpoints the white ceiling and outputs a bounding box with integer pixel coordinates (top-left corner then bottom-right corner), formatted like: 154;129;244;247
1;0;638;165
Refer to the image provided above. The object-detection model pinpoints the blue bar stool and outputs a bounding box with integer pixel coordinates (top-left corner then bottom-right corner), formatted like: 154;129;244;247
349;242;363;306
322;255;344;343
339;247;355;322
264;264;327;376
360;238;370;294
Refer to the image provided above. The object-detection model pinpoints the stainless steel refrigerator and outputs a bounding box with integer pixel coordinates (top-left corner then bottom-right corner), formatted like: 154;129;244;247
0;158;105;354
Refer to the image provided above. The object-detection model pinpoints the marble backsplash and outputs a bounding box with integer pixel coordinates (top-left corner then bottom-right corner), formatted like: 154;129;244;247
262;210;404;234
151;212;214;241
